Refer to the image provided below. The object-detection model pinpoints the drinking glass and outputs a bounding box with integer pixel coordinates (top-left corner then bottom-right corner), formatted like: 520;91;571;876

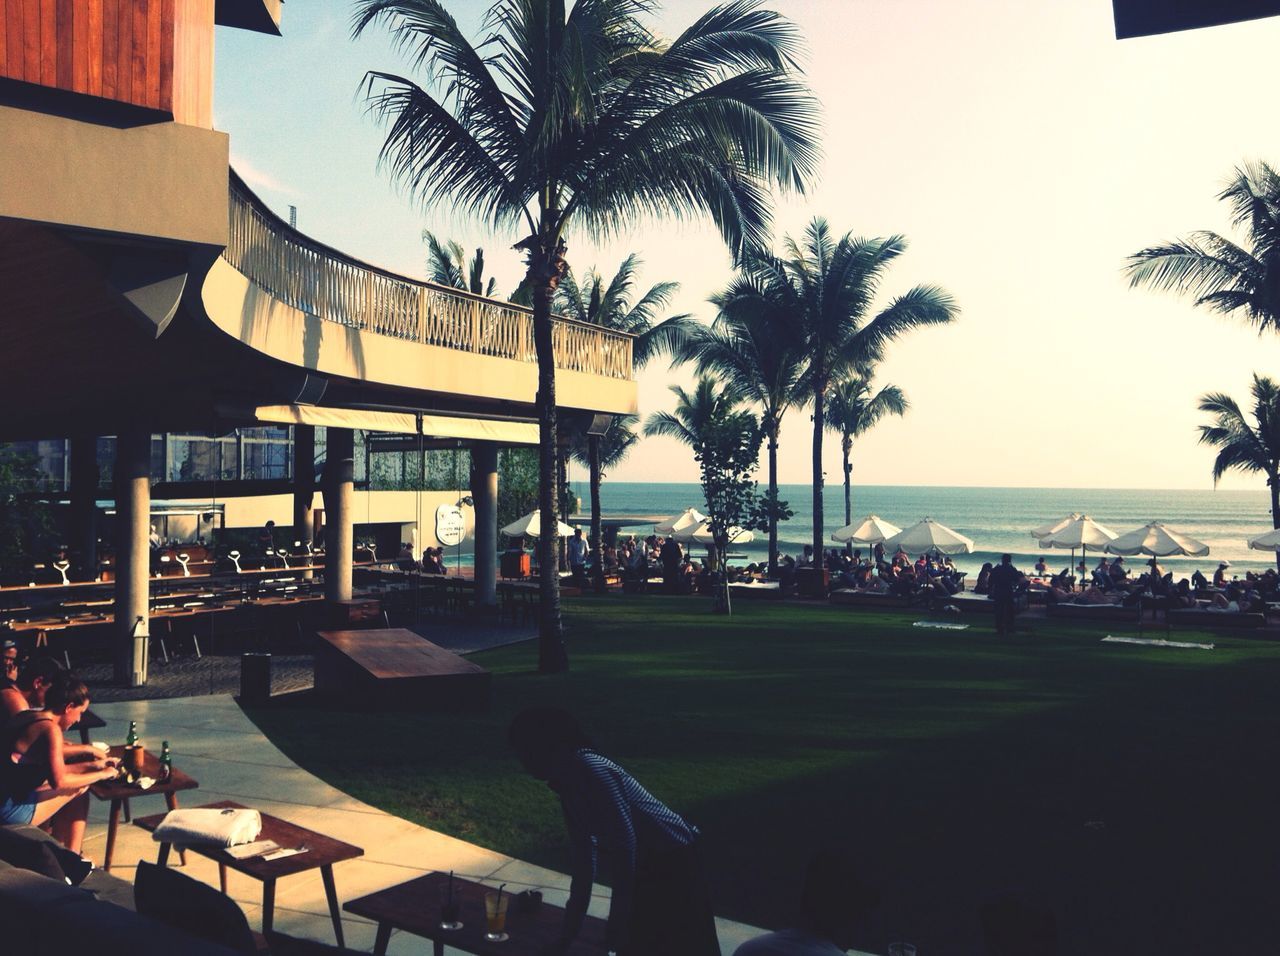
888;944;917;956
439;882;462;931
484;891;509;942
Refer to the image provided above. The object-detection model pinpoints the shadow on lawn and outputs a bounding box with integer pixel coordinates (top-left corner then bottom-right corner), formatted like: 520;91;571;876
244;600;1280;955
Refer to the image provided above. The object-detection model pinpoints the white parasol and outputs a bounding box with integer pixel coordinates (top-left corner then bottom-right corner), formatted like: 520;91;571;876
671;520;755;546
654;508;707;535
1104;521;1209;558
1247;527;1280;551
500;510;575;539
1037;515;1117;585
1030;513;1081;540
831;515;902;545
882;517;975;556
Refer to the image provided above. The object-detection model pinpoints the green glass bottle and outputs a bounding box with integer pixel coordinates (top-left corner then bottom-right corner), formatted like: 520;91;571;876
158;741;172;782
125;721;138;748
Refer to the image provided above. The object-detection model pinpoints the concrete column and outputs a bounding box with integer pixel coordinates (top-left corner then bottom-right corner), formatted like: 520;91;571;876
113;430;150;687
292;424;316;549
471;442;499;607
68;436;98;582
323;427;354;604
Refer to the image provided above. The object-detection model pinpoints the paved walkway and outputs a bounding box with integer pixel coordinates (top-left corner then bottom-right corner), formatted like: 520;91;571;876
81;695;767;954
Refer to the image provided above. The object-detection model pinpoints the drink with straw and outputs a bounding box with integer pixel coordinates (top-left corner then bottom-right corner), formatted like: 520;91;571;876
439;871;462;931
484;885;509;942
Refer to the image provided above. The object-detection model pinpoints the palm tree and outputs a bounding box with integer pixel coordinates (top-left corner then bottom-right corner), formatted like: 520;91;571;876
354;0;818;672
555;254;690;369
642;375;744;450
1126;162;1280;333
680;290;803;574
568;414;639;592
826;376;907;551
422;230;497;296
1198;374;1280;570
726;218;957;575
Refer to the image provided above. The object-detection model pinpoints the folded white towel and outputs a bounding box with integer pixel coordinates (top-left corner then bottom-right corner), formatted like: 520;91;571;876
152;808;262;848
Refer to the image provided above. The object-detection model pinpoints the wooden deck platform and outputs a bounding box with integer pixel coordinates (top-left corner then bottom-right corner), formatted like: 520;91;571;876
313;628;490;711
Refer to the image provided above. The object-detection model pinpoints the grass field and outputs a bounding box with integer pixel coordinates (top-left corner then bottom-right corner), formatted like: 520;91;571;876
243;598;1280;954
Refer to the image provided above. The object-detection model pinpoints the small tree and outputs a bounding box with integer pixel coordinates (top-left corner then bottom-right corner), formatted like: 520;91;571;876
691;407;761;614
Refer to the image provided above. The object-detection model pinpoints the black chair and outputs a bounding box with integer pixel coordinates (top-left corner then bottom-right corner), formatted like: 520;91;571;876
134;861;258;955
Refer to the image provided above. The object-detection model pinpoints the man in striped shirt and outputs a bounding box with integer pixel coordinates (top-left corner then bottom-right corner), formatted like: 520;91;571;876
509;707;720;955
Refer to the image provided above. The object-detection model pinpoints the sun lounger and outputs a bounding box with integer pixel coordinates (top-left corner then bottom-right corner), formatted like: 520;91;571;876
728;581;782;599
1047;602;1139;623
829;589;912;609
1166;608;1266;629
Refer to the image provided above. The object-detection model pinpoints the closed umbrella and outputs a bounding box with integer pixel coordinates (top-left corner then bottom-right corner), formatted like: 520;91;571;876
883;517;975;555
832;515;901;545
1038;514;1117;586
501;510;574;539
1104;521;1209;557
654;508;707;535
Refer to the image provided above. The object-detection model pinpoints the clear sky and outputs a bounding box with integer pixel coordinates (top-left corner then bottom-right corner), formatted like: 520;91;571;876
214;0;1280;490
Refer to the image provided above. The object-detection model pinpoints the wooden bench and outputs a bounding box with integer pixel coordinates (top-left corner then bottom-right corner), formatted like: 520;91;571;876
1167;609;1266;629
829;589;912;609
314;628;490;711
1047;603;1140;623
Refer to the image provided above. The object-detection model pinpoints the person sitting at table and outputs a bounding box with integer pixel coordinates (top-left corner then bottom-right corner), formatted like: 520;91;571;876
1;655;63;718
1091;558;1110;588
0;673;120;853
1168;579;1196;609
733;850;878;956
1108;556;1129;587
508;708;719;956
1190;568;1208;590
420;547;446;575
973;562;993;595
396;542;416;572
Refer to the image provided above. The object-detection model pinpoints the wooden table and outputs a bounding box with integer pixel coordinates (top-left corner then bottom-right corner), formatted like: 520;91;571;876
345;871;608;956
134;800;363;946
314;628;490;711
89;745;199;871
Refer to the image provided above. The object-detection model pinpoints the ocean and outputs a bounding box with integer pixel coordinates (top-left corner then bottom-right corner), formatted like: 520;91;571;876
568;481;1280;577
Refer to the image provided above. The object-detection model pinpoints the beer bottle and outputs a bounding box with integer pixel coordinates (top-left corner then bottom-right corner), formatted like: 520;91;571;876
159;741;172;782
125;721;138;748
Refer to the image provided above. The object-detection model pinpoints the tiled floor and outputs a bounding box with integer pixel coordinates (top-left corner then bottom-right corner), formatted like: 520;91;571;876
81;695;769;955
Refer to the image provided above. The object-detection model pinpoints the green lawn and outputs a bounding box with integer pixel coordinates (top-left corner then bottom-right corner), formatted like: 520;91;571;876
243;598;1280;954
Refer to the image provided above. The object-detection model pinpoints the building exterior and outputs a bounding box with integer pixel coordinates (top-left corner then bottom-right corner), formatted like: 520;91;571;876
0;1;636;684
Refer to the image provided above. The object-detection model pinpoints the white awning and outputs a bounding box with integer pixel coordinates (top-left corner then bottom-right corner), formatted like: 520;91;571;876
252;404;539;445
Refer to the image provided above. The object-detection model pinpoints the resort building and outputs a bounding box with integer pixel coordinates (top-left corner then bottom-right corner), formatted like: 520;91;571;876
0;1;636;684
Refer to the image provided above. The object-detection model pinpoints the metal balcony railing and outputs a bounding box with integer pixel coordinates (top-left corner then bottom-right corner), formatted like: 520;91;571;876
224;171;634;380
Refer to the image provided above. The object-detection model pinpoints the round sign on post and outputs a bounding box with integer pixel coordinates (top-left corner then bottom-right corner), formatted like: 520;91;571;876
435;504;466;547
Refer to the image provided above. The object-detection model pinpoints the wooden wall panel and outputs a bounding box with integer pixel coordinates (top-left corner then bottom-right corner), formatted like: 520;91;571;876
170;0;210;126
0;0;186;116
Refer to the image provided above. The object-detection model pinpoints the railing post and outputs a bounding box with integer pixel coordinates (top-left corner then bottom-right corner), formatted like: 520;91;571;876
418;288;428;344
519;314;530;362
363;272;374;331
470;300;481;354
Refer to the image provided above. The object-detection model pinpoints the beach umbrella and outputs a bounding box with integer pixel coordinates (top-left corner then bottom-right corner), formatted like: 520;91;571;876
883;517;975;555
1104;521;1209;558
670;520;754;546
1247;527;1280;551
653;508;707;535
500;510;574;538
1030;513;1081;540
831;515;901;545
1038;514;1117;585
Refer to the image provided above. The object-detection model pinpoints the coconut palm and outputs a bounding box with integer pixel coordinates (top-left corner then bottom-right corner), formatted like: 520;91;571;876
826;376;908;550
568;414;639;592
422;230;498;296
555;254;690;369
354;0;818;672
1198;374;1280;570
680;289;803;573
642;375;745;450
727;218;957;572
1126;162;1280;334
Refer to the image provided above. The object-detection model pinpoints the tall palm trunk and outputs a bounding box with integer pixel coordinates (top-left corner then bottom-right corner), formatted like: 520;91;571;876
812;380;827;576
767;423;779;576
1271;474;1280;573
526;235;568;674
589;434;605;594
842;432;853;557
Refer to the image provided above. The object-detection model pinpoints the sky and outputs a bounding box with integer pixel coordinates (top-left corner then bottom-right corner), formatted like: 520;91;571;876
213;1;1280;490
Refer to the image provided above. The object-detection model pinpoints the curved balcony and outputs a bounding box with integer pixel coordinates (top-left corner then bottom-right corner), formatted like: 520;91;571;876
219;170;634;385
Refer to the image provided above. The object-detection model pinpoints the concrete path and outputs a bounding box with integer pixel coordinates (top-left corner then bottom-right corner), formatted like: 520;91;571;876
81;695;767;954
